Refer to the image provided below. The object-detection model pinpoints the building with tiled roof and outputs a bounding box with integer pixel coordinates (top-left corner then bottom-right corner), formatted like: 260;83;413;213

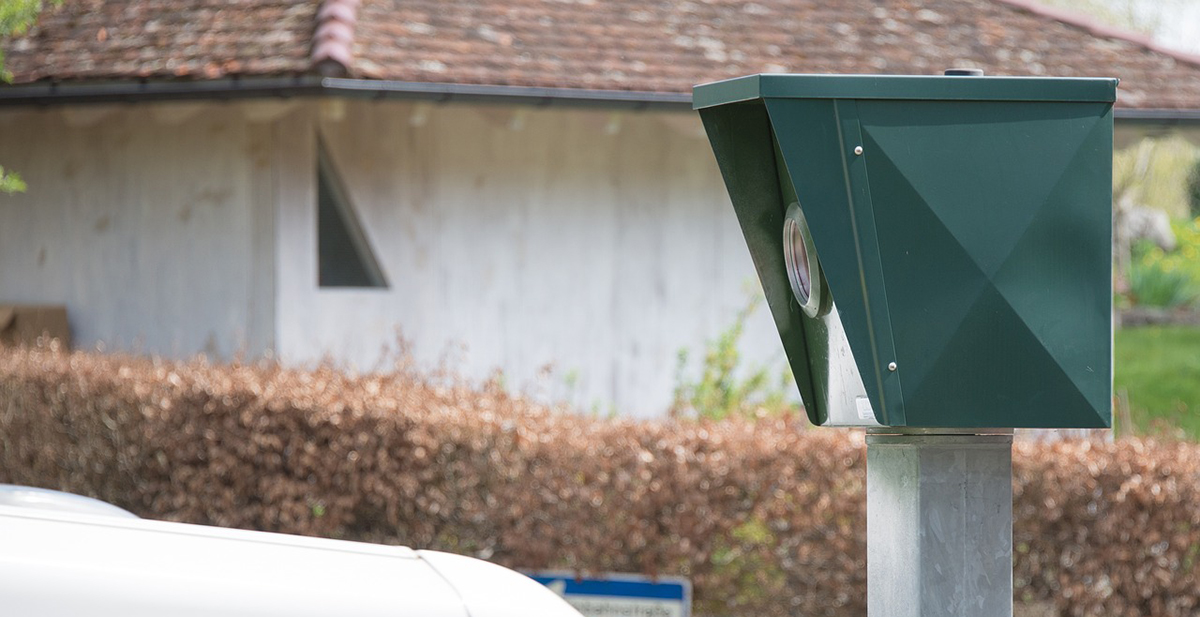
5;0;1200;117
1;0;1197;415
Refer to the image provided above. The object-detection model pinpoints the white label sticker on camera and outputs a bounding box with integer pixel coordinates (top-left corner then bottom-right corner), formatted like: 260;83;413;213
855;396;875;421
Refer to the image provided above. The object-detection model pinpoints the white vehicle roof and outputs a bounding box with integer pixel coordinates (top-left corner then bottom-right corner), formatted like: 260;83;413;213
0;487;579;617
0;484;138;518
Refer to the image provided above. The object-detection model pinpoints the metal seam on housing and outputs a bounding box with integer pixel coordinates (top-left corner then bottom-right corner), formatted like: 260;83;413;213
866;434;1014;445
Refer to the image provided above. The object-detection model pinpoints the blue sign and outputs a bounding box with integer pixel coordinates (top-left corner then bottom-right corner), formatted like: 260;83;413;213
526;572;691;617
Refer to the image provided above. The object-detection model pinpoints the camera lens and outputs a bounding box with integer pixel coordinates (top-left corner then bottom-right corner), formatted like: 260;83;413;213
783;203;825;318
785;217;811;305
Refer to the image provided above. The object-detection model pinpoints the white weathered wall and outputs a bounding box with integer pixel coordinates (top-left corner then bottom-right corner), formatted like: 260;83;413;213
278;100;786;416
0;98;788;416
0;103;277;358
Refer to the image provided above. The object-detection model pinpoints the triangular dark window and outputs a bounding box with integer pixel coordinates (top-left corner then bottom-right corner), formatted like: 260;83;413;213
317;138;388;288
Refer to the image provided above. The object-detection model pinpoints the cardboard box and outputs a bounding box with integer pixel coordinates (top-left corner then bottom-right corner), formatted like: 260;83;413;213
0;305;71;349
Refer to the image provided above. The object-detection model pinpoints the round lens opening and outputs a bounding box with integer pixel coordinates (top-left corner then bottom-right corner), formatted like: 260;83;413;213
783;203;825;318
785;218;811;305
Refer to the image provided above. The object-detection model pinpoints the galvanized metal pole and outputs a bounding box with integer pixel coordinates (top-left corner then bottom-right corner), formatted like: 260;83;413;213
866;429;1014;617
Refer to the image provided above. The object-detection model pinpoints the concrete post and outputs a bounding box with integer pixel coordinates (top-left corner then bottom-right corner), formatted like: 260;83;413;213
866;430;1013;617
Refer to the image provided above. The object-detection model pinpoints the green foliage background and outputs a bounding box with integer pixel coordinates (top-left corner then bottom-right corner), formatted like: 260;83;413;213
0;0;58;194
1114;136;1200;220
670;293;795;421
1127;218;1200;310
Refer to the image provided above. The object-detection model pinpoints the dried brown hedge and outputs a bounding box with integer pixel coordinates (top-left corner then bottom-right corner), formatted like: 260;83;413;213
0;346;1197;616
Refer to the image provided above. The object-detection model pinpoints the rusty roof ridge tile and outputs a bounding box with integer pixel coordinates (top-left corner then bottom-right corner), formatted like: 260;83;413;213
311;0;362;78
990;0;1200;72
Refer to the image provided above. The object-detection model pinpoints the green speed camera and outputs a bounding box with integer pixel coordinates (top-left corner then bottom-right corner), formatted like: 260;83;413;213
695;74;1116;428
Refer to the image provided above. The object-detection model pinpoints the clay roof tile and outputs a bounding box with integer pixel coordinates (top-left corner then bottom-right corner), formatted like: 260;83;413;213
2;0;1199;109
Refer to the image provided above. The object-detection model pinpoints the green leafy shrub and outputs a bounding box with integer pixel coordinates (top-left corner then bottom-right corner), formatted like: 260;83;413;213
1167;217;1200;282
670;294;795;421
1129;258;1199;309
1128;220;1200;309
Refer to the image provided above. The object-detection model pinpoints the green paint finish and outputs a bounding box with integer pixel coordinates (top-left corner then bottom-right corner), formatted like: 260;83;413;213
698;102;820;415
693;74;1119;110
697;74;1113;429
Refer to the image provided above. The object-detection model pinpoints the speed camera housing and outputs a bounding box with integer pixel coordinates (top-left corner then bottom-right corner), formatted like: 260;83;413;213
695;74;1116;428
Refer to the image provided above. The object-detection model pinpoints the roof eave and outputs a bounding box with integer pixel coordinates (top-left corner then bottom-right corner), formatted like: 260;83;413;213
0;77;693;111
1112;107;1200;126
0;76;328;105
319;78;693;110
0;77;1197;126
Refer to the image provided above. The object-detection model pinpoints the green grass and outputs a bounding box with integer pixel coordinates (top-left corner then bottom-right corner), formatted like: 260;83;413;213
1114;326;1200;439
